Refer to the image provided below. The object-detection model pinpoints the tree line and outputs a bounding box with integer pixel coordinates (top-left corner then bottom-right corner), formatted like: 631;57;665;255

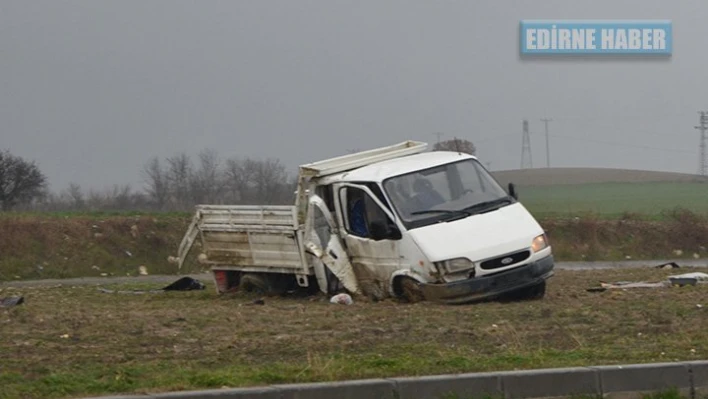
2;149;297;212
1;139;476;212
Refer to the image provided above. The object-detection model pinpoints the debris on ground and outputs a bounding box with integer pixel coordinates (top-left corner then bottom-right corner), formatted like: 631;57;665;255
330;293;353;305
587;272;708;292
162;277;205;291
655;261;680;269
0;296;25;308
138;266;148;276
98;276;206;294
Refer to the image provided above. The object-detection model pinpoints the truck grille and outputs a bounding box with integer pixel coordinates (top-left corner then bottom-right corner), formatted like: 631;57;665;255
480;250;531;270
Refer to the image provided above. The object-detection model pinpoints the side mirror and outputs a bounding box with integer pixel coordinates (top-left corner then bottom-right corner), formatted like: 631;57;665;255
369;221;402;241
508;183;518;200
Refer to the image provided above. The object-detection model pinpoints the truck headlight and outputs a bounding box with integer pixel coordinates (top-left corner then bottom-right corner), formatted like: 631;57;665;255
435;257;474;273
531;234;549;253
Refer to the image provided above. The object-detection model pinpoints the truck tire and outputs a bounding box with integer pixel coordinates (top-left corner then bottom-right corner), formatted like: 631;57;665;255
238;273;271;295
399;277;425;303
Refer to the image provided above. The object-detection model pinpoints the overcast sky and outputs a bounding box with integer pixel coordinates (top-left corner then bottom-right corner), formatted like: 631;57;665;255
2;0;706;192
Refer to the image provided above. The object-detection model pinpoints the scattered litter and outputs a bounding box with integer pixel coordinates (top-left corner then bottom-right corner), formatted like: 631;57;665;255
100;273;108;277
98;276;206;294
0;296;24;308
60;334;70;339
694;253;701;259
697;304;703;308
588;272;708;292
655;261;680;269
91;265;100;270
330;293;353;305
163;277;205;291
138;266;148;276
124;250;132;257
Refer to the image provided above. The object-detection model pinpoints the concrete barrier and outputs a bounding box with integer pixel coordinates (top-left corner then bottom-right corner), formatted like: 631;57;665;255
81;360;708;399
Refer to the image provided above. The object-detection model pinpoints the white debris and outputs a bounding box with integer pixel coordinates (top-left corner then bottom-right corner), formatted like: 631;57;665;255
669;272;708;281
138;266;148;276
329;293;353;305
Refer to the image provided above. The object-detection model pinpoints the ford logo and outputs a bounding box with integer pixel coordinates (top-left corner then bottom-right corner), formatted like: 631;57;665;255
501;257;514;265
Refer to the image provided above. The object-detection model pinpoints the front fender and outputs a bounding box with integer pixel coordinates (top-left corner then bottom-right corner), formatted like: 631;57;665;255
389;269;429;297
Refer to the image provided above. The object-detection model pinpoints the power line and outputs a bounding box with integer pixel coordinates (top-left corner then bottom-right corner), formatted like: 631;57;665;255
541;118;552;168
548;134;696;154
695;111;708;176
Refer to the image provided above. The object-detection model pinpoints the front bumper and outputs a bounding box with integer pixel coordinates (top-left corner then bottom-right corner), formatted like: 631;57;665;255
419;254;555;305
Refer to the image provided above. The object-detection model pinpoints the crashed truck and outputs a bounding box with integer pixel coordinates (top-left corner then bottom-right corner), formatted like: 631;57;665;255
174;140;554;304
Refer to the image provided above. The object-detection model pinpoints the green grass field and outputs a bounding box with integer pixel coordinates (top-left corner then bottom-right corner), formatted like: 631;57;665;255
515;182;708;219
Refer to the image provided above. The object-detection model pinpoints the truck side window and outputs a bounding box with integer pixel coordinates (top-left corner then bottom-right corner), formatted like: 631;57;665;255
345;187;396;239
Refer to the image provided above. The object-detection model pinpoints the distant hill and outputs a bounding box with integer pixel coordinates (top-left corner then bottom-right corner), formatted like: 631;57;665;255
491;167;708;187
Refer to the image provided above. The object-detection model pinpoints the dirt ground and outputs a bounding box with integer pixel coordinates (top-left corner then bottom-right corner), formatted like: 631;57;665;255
2;267;708;399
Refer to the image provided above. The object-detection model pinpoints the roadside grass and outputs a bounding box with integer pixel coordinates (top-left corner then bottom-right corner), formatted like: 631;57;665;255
516;182;708;219
2;208;708;281
2;268;708;399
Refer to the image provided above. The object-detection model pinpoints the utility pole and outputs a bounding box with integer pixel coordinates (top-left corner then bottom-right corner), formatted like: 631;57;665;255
433;132;444;144
696;112;708;176
541;117;552;168
521;120;532;169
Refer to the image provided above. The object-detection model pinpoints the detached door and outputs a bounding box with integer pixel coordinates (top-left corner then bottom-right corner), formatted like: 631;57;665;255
333;182;403;299
304;194;360;295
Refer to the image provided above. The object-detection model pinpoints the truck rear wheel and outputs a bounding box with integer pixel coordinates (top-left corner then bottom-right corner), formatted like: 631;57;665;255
238;273;271;295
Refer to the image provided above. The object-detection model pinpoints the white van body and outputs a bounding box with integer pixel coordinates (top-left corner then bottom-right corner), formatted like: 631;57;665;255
175;141;554;304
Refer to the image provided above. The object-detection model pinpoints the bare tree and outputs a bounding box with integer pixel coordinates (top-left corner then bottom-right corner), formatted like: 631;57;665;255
189;149;222;204
433;138;476;155
0;150;48;211
165;153;192;210
224;157;259;204
67;183;85;209
253;158;289;204
142;157;169;210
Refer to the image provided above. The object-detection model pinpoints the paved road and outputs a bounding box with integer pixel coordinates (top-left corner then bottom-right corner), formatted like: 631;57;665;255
2;259;706;288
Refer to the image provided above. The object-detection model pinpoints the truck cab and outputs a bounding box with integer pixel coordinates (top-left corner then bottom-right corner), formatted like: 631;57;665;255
175;141;554;304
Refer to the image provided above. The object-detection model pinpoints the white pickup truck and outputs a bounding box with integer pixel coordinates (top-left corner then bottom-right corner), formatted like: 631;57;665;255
174;140;554;304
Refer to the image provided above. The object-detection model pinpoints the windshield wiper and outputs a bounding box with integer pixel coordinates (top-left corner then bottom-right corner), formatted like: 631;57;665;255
410;209;472;222
461;196;514;214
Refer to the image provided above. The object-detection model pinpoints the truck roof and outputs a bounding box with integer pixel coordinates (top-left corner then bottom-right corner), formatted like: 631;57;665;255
320;150;477;184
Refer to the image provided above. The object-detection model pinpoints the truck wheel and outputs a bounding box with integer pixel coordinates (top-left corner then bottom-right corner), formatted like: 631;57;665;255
239;273;271;295
399;277;425;303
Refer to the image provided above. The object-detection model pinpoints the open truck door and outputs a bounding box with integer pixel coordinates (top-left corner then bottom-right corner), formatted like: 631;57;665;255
304;195;360;295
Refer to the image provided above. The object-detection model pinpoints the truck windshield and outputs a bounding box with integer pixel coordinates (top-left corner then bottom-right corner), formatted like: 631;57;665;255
382;158;512;229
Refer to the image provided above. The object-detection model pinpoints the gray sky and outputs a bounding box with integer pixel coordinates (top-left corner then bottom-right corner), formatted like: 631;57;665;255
2;0;706;192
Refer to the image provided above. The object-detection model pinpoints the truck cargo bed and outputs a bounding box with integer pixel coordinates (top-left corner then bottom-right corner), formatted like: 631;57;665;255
176;205;309;275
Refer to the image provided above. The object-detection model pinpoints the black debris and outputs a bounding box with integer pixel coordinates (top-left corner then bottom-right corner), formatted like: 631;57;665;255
0;296;25;308
162;277;206;291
